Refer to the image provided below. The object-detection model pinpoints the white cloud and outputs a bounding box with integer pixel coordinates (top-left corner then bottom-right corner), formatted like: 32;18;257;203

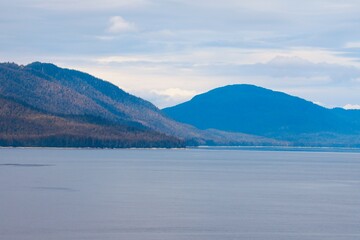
233;55;360;82
152;88;197;98
344;104;360;110
95;35;116;41
344;42;360;48
267;56;313;66
97;55;159;64
95;47;360;68
146;88;198;108
107;16;136;33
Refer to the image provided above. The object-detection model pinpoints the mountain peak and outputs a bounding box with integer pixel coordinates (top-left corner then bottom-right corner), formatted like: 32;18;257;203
0;62;22;70
194;84;270;98
2;61;280;147
163;84;360;142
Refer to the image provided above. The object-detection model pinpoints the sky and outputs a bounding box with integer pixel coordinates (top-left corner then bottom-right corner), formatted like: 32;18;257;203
1;0;360;108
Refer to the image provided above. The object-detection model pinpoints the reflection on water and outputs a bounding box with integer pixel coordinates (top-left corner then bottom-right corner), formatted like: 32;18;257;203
30;187;78;192
1;148;360;240
0;163;53;167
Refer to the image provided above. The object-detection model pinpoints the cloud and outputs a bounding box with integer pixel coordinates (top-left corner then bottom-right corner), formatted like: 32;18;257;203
2;0;360;108
94;51;360;90
144;88;198;108
95;35;116;41
344;104;360;110
232;56;360;82
17;0;148;11
97;55;159;64
107;16;136;33
344;42;360;48
95;47;360;68
152;88;197;98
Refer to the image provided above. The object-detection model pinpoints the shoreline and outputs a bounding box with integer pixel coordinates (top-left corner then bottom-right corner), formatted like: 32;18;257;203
2;145;360;153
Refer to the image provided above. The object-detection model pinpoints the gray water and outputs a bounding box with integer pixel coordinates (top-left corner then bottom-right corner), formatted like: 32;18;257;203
1;148;360;240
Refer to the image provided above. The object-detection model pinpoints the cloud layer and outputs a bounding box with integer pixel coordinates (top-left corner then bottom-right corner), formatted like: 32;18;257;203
107;16;137;33
1;0;360;108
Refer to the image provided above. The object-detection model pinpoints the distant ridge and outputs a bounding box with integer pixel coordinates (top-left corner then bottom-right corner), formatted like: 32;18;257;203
163;84;360;147
0;62;282;147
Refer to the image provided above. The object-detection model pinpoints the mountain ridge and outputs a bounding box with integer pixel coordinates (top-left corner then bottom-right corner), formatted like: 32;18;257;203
0;62;282;147
163;84;360;147
0;94;184;148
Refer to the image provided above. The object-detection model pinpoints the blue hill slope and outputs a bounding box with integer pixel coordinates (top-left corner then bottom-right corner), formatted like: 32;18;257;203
163;84;360;146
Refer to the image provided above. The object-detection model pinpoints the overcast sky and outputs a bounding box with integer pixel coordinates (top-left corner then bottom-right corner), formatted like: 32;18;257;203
1;0;360;108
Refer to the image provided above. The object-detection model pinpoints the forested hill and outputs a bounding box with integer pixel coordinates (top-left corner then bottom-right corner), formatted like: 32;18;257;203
163;84;360;147
0;94;185;148
0;62;184;148
0;63;282;147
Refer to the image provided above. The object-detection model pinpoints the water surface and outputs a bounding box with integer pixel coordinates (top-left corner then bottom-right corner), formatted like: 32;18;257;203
1;148;360;240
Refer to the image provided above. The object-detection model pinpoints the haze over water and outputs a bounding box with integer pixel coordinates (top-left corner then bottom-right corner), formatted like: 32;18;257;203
1;148;360;240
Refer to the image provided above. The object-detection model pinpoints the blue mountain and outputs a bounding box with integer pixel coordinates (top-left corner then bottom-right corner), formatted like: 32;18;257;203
163;84;360;147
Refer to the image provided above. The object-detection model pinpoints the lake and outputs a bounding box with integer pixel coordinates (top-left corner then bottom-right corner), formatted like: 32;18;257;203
1;148;360;240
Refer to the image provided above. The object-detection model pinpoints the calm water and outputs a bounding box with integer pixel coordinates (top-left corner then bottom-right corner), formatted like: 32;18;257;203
1;148;360;240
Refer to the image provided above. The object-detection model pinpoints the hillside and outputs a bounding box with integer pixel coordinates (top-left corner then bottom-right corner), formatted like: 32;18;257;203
0;95;185;148
0;63;281;147
163;84;360;147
